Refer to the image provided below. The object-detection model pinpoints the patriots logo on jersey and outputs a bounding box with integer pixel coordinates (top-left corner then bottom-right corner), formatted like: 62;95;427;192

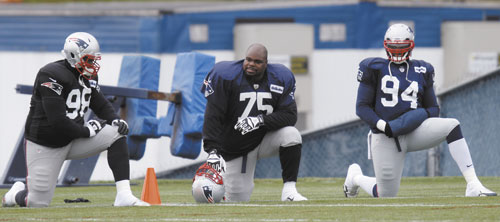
203;78;214;97
41;82;63;95
68;37;89;50
202;186;214;203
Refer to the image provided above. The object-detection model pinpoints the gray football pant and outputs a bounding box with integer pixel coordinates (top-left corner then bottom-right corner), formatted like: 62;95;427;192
222;126;302;202
370;117;459;197
25;125;123;207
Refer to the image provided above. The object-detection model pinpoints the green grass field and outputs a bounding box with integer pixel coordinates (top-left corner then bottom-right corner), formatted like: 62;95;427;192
2;177;500;221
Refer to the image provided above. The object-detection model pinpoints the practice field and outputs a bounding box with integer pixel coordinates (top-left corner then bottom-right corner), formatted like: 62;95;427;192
1;177;500;221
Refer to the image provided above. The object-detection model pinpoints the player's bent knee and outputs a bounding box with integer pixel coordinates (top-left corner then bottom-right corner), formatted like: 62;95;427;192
440;118;460;129
224;192;251;202
277;126;302;147
379;165;396;181
27;199;50;208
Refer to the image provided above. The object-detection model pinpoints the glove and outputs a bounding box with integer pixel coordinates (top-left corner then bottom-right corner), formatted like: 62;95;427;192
384;123;393;138
112;119;129;135
207;149;226;173
234;114;264;135
86;119;103;137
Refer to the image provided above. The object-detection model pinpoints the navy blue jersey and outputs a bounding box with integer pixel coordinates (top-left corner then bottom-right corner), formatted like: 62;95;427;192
25;60;119;147
201;59;297;160
356;57;439;136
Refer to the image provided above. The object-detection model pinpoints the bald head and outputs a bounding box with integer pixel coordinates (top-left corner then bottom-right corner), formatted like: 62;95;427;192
243;43;268;79
246;43;268;60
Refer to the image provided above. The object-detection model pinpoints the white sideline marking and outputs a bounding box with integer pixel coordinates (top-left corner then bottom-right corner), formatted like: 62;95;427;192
161;203;500;207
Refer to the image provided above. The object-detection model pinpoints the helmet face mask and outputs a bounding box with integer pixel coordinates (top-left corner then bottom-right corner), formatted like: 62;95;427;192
192;163;225;203
61;32;101;80
383;24;415;63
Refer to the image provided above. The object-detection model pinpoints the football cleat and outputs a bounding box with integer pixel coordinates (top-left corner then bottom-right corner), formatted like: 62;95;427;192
2;181;25;207
343;163;362;198
281;191;308;202
465;181;497;197
113;191;150;207
281;182;308;202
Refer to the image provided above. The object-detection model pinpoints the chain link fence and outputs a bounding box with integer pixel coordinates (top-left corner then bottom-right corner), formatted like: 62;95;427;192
161;69;500;179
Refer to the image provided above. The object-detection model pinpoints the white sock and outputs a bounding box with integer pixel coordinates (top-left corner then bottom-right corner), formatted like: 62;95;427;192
116;180;132;194
354;175;377;197
283;181;297;192
448;138;478;183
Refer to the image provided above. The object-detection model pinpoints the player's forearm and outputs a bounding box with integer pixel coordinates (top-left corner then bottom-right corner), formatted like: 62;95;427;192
356;105;380;129
387;108;428;137
262;105;297;131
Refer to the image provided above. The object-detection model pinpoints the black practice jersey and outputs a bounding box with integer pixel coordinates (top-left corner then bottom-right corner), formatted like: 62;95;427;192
201;60;298;160
25;60;119;148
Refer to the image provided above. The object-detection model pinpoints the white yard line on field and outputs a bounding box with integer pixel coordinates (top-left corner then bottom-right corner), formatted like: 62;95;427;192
161;202;500;208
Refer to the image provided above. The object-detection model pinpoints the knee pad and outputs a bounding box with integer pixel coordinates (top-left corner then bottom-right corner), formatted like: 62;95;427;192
277;126;302;147
377;165;399;197
30;167;51;192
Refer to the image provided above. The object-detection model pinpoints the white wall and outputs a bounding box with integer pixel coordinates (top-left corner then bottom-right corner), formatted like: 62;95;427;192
0;48;442;181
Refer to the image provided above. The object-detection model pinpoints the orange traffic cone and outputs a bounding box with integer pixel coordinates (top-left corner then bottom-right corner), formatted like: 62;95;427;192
141;167;161;205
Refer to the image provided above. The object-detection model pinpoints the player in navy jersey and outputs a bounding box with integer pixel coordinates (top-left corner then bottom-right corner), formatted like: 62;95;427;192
2;32;149;207
201;43;307;202
343;23;496;198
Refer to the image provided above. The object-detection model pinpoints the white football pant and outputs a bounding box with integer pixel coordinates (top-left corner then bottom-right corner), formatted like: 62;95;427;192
370;117;459;197
222;126;301;202
25;125;124;207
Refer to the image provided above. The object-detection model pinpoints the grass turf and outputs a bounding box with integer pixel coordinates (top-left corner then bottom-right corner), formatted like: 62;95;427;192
1;176;500;221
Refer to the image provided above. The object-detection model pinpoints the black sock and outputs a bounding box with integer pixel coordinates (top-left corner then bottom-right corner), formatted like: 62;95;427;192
107;137;130;182
279;144;301;183
15;189;27;207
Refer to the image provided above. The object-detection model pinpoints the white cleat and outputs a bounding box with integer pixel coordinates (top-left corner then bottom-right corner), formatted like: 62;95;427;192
113;191;150;206
281;191;308;202
465;181;497;197
2;181;25;207
343;163;362;198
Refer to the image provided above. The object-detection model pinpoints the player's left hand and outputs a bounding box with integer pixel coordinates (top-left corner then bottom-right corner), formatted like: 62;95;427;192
207;149;226;173
112;119;129;135
234;114;264;135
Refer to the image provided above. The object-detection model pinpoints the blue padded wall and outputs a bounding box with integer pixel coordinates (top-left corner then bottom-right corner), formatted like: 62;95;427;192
118;55;161;160
158;52;215;159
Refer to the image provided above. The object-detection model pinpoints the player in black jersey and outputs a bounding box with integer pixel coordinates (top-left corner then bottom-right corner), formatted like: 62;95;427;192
200;44;307;202
2;32;149;207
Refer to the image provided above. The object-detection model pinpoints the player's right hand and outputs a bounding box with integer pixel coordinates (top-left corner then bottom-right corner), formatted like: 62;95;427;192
86;119;103;137
207;149;226;173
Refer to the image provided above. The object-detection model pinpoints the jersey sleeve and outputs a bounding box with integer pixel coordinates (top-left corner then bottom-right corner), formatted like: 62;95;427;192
37;72;90;138
355;59;383;129
201;66;229;152
422;63;440;117
262;69;298;130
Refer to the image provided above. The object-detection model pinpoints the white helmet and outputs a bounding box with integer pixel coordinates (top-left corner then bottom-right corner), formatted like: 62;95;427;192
384;23;415;64
61;32;101;80
192;163;225;203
